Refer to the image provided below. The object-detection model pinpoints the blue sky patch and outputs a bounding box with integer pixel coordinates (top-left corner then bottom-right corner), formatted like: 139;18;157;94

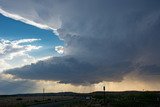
0;14;64;58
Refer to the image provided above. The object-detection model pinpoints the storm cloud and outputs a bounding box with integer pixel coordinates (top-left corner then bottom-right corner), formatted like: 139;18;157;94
1;0;160;85
0;74;37;94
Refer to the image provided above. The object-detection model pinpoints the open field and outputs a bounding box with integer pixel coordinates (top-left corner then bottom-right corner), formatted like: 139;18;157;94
0;91;160;107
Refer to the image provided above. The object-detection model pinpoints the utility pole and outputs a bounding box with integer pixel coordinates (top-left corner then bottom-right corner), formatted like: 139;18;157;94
43;88;45;101
103;86;105;104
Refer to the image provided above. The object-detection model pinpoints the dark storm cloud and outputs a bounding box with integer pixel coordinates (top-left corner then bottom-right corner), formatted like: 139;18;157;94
0;78;37;94
139;65;160;75
1;0;160;84
5;57;133;85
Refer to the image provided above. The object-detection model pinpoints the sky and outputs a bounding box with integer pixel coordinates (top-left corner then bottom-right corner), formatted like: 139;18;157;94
0;14;64;70
0;0;160;94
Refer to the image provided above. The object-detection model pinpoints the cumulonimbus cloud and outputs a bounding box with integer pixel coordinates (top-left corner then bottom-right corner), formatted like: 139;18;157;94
1;0;160;85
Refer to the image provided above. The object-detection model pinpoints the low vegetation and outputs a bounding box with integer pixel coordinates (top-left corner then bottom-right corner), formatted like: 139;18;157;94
0;91;160;107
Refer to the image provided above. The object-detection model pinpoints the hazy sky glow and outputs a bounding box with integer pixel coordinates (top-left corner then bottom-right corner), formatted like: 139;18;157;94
0;0;160;94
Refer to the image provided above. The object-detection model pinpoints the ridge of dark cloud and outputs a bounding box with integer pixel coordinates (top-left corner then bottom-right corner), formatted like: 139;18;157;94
5;56;133;85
